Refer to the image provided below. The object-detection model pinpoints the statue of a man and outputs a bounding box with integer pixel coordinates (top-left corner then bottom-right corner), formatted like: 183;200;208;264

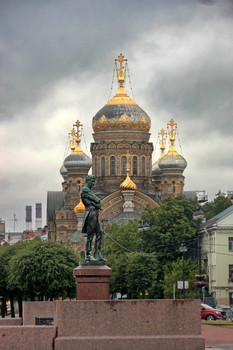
81;175;105;262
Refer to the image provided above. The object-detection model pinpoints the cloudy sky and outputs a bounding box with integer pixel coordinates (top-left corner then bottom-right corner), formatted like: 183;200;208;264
0;0;232;232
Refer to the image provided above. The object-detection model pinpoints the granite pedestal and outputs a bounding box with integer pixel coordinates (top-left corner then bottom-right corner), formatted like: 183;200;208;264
73;263;112;300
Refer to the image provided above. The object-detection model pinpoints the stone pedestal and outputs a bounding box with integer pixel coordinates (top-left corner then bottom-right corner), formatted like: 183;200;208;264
1;299;205;349
73;264;112;300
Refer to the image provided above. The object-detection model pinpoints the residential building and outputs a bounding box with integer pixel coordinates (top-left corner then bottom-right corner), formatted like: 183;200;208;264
201;205;233;305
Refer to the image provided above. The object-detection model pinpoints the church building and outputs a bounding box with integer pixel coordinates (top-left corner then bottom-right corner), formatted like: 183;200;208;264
47;54;187;245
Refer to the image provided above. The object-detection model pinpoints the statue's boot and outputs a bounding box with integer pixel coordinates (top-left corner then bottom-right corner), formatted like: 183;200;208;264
86;240;97;262
94;249;106;262
86;253;97;262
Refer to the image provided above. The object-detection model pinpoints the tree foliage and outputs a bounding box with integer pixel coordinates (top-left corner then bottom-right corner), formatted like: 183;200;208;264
126;252;158;299
141;196;198;262
104;221;158;298
5;240;79;301
202;191;232;220
104;220;142;256
163;258;198;299
104;197;200;299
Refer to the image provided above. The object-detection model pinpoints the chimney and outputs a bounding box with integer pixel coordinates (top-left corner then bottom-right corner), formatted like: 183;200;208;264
35;203;42;230
25;206;32;231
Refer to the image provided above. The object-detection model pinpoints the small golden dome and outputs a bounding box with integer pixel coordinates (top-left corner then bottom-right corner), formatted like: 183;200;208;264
120;175;137;191
74;199;85;213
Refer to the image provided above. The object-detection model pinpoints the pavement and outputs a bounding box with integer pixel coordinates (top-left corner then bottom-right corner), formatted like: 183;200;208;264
202;324;233;349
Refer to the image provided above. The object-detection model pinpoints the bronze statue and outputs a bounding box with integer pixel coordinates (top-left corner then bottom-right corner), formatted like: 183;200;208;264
81;175;105;262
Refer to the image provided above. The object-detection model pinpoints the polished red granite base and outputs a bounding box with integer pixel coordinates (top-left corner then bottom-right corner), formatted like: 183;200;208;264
73;264;112;300
0;299;205;350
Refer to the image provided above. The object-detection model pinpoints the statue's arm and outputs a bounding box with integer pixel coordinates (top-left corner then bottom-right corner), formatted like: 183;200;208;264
81;188;101;208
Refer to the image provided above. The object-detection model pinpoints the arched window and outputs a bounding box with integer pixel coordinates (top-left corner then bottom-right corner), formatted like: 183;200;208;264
141;156;145;176
164;181;168;194
101;157;105;176
172;180;176;193
110;156;115;176
132;156;138;176
77;180;81;193
121;156;127;176
94;157;97;177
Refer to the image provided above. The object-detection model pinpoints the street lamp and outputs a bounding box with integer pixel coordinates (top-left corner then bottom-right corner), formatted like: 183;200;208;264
193;207;205;300
138;220;150;252
193;207;205;274
179;243;187;299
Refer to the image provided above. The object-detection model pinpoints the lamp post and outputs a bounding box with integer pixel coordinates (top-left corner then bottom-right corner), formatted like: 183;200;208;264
138;220;149;252
193;207;205;301
193;207;205;274
179;243;187;298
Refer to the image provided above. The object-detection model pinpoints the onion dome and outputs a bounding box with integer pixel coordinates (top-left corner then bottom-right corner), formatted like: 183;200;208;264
120;174;137;190
120;158;137;190
152;128;167;175
152;159;162;175
60;164;68;178
92;54;151;133
63;120;92;171
159;146;187;170
159;119;187;170
64;153;92;170
74;198;85;213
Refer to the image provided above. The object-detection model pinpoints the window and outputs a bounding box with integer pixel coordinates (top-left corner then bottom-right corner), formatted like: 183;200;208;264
141;156;145;176
132;156;138;176
229;265;233;280
94;157;97;176
77;180;81;192
121;156;127;176
172;180;176;193
110;156;115;176
164;181;168;194
229;238;233;252
101;157;105;176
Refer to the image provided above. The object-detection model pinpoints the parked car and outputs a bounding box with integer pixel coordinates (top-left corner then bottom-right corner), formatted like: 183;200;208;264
201;303;222;321
215;305;232;320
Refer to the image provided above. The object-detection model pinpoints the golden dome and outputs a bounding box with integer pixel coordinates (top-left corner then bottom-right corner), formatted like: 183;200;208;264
74;199;85;213
92;54;151;133
120;174;137;191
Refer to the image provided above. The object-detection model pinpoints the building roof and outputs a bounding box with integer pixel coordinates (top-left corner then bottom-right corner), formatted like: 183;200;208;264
202;205;233;229
109;211;140;225
47;191;66;221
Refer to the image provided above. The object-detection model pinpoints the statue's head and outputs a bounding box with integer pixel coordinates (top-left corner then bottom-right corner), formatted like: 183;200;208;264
86;175;95;188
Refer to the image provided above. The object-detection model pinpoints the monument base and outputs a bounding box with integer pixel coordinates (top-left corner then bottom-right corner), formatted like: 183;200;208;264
0;299;205;349
73;264;112;300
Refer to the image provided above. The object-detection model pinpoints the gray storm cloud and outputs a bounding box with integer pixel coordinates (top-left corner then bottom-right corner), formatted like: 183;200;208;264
0;0;232;231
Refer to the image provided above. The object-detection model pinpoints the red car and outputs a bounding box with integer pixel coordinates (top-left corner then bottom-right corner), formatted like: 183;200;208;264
201;303;222;321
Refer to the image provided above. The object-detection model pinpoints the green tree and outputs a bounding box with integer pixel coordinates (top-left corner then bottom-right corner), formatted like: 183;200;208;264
126;252;158;299
7;240;79;302
109;253;129;297
163;258;198;299
202;191;232;220
104;220;143;297
0;242;26;317
141;196;198;297
104;220;142;256
142;196;197;260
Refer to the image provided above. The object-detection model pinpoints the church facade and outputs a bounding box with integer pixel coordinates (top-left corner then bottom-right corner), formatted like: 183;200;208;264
47;54;187;245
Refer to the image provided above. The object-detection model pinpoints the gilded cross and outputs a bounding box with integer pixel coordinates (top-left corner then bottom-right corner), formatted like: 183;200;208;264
159;128;167;150
115;53;127;87
167;119;177;138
